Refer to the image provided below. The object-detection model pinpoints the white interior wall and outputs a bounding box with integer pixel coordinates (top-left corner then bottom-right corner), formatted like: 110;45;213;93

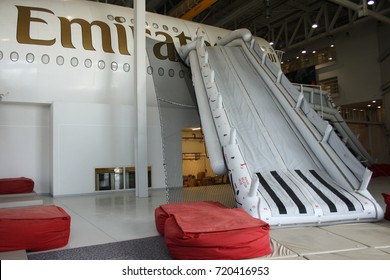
377;22;390;95
308;20;387;163
0;103;51;194
51;102;165;196
378;22;390;146
317;21;382;105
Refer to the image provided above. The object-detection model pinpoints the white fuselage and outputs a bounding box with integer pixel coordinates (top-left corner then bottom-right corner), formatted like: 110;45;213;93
0;0;277;196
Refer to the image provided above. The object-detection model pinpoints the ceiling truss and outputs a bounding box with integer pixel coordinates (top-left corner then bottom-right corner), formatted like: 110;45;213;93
91;0;390;52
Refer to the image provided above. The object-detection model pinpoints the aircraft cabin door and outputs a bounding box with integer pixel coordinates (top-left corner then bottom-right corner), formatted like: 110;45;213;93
183;22;212;45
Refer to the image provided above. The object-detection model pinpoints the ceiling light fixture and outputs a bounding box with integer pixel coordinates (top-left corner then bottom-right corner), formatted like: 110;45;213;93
312;23;318;29
368;0;375;5
301;48;307;54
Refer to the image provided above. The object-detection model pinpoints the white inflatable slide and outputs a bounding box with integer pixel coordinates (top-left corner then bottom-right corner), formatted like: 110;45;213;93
179;29;383;227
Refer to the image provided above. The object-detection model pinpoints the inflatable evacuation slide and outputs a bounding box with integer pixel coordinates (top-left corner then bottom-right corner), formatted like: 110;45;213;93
179;29;383;227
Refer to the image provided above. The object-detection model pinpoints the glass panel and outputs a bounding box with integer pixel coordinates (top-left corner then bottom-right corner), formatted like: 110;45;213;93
95;167;151;191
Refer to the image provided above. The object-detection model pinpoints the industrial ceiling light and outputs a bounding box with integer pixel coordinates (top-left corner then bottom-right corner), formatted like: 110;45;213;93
301;48;307;54
368;0;375;5
311;23;318;29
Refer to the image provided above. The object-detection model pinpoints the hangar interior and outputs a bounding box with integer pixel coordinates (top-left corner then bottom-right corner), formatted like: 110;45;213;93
1;0;390;260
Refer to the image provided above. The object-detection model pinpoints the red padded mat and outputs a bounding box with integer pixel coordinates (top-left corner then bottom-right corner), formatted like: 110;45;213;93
0;177;34;194
156;201;271;260
155;201;227;236
0;205;71;252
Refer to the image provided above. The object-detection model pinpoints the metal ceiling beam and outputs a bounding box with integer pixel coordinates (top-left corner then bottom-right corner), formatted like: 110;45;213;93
254;1;368;50
308;2;326;38
168;0;218;20
288;15;304;47
328;0;390;24
329;5;343;30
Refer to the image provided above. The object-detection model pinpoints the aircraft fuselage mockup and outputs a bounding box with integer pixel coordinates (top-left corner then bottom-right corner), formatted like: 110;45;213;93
0;0;279;104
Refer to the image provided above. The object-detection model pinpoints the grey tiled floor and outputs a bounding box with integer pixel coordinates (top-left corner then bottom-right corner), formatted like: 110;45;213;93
27;176;390;259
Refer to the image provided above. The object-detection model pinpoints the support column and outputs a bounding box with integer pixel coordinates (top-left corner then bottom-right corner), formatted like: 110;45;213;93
134;0;148;197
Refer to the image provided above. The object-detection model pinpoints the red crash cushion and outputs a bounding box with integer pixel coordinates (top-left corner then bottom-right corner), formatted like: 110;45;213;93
155;201;228;236
0;177;34;195
0;205;71;252
382;193;390;221
164;207;271;260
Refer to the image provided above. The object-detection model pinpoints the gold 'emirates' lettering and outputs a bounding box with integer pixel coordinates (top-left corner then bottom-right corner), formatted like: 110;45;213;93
154;31;175;61
58;17;114;53
15;5;198;61
16;5;56;46
114;20;130;55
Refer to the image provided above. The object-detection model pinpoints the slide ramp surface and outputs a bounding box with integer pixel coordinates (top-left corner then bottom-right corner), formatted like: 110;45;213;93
179;30;383;226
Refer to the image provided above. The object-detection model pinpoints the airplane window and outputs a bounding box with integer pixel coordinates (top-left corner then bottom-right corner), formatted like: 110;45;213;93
98;60;105;69
147;66;153;75
41;54;49;64
172;27;178;33
26;53;34;63
116;16;126;23
111;62;118;71
168;69;175;77
158;67;164;76
10;52;19;62
179;70;185;78
153;23;159;29
56;56;64;65
84;59;92;68
0;51;3;60
123;63;130;72
163;25;168;31
107;15;114;21
71;57;78;67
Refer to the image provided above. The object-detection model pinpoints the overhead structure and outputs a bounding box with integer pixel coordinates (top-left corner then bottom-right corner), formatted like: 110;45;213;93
168;0;218;20
94;0;390;52
329;0;390;25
